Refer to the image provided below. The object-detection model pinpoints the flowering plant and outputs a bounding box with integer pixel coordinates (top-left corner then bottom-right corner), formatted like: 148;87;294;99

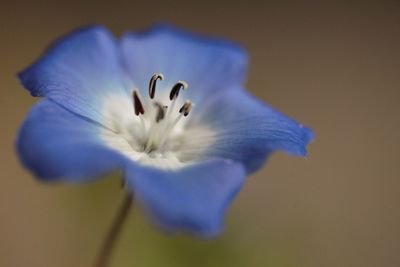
17;24;313;265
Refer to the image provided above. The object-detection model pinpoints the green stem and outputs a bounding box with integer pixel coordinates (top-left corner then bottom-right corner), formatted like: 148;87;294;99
94;192;133;267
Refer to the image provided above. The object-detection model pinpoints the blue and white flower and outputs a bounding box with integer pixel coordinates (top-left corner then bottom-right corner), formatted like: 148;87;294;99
17;25;314;236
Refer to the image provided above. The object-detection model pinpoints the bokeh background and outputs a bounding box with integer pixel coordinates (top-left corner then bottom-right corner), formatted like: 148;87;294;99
1;1;399;266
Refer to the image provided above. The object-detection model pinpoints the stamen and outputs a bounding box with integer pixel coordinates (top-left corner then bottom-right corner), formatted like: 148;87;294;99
179;100;192;117
169;81;188;100
166;81;189;120
144;102;167;153
129;74;194;155
154;102;168;123
158;101;192;150
148;73;164;99
133;90;144;115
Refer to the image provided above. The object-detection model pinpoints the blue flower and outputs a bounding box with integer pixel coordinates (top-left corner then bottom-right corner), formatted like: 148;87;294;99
17;25;314;236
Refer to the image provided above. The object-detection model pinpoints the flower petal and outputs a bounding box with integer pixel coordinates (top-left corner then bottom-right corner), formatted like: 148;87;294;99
120;24;248;102
18;26;129;126
16;99;126;182
125;159;245;236
192;88;314;173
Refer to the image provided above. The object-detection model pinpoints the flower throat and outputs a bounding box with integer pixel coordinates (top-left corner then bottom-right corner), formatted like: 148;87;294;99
132;73;192;155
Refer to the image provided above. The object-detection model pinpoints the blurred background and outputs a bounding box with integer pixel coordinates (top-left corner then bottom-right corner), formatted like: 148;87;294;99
1;0;399;266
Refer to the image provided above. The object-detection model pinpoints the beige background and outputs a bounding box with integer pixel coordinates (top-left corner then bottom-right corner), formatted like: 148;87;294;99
1;1;399;266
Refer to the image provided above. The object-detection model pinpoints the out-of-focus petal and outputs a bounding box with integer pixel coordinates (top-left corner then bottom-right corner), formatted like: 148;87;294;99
125;159;245;236
18;26;129;127
192;88;314;173
120;24;248;103
16;99;126;182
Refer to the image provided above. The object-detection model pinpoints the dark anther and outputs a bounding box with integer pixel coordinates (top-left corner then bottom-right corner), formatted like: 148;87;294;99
179;101;192;117
133;90;145;115
148;73;164;99
154;102;167;123
169;81;188;100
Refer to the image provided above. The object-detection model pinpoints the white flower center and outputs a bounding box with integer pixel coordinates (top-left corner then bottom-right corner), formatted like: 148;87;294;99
100;73;215;170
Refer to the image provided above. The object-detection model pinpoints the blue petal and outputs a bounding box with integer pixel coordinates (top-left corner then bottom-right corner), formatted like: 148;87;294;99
192;88;314;173
18;26;129;125
16;99;126;182
125;159;245;236
120;24;248;102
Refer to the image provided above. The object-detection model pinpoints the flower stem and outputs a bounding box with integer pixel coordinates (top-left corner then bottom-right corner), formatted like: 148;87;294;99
94;192;133;267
